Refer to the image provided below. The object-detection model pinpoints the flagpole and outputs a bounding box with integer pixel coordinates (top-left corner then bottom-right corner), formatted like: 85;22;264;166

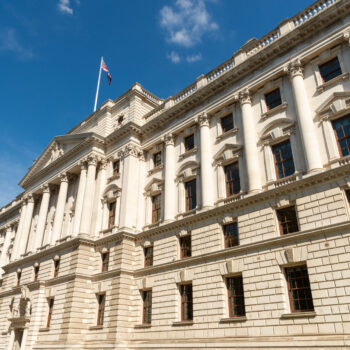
93;57;103;112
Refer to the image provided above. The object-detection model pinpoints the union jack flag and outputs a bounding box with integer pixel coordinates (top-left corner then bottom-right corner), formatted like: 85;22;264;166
101;58;111;85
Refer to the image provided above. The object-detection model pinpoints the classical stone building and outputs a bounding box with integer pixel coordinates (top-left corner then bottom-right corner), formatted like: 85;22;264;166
2;0;350;349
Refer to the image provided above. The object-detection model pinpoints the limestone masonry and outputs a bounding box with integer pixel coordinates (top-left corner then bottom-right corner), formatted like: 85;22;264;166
1;0;350;349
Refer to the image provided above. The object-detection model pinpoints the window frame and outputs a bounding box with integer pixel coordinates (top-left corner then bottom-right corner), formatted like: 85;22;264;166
224;162;241;197
144;246;153;267
112;160;120;176
101;252;109;272
47;298;54;328
16;271;21;286
97;294;106;326
319;56;342;83
179;235;192;259
108;201;116;229
180;283;193;321
153;152;162;168
34;265;40;281
226;275;246;317
272;139;295;179
265;88;282;111
184;134;195;152
223;222;239;248
220;114;234;134
276;206;299;235
151;194;161;224
142;290;152;325
332;114;350;158
53;259;60;278
185;179;197;211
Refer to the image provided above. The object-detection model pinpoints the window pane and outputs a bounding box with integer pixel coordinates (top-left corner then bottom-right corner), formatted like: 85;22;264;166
319;57;342;83
332;115;350;157
277;206;299;234
221;114;234;133
227;276;245;317
265;88;282;110
180;235;191;258
185;179;197;211
223;223;239;248
225;162;240;196
272;140;295;179
184;134;194;151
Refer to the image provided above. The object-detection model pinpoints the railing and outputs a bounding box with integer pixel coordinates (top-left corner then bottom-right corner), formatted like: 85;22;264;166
141;87;162;105
174;82;197;103
206;59;234;82
246;30;280;57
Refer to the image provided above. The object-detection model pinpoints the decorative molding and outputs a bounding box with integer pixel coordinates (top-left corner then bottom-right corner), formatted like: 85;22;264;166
286;59;303;79
164;133;175;146
198;113;209;127
238;90;251;105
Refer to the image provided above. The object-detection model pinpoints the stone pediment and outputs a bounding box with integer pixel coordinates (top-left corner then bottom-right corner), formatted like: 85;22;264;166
315;91;350;118
213;143;242;165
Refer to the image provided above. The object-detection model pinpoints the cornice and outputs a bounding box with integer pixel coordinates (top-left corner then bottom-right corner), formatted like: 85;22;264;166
105;121;143;146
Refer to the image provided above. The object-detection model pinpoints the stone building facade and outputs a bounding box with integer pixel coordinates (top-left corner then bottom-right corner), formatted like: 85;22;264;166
1;0;350;349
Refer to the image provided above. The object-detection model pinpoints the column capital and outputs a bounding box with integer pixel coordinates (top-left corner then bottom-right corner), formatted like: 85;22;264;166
286;60;304;79
4;224;12;231
99;158;108;170
238;89;251;105
26;194;35;204
164;133;175;146
198;113;209;127
78;160;87;171
59;172;69;183
86;154;98;166
41;184;51;194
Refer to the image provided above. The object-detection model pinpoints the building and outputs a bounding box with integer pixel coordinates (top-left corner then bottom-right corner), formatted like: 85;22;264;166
1;0;350;349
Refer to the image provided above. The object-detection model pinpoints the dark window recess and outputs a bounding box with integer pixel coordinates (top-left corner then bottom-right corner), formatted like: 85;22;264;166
319;57;342;83
227;276;245;317
180;284;193;321
346;190;350;204
47;298;54;328
108;201;116;229
332;115;350;157
277;206;299;235
97;294;106;326
221;114;234;133
34;266;40;281
180;235;192;258
153;152;162;168
152;195;161;223
185;179;197;211
223;222;239;248
113;160;120;175
285;265;314;312
101;252;109;272
184;134;195;152
144;246;153;267
265;88;282;111
142;290;152;324
53;259;60;278
117;115;124;125
17;271;21;286
272;140;295;179
225;162;241;196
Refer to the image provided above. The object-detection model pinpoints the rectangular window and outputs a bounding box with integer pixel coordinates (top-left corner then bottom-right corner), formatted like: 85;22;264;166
180;235;191;259
151;195;161;223
227;276;245;317
272;140;295;179
180;284;193;321
185;179;197;211
144;246;153;267
101;252;109;272
108;201;116;228
221;114;234;133
153;152;162;168
346;189;350;204
224;162;240;196
285;265;314;312
47;298;54;328
223;223;239;248
265;88;282;110
113;160;120;176
142;290;152;324
332;115;350;157
34;265;40;281
97;294;106;326
53;259;60;278
184;134;194;152
277;206;299;235
17;271;21;286
319;56;342;83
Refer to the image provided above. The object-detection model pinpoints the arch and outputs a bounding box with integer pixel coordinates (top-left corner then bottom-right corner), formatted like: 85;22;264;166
259;117;295;139
102;184;121;202
176;160;199;177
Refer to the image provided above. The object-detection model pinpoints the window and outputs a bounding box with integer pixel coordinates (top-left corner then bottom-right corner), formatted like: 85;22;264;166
226;276;245;317
224;162;240;196
265;88;282;110
153;152;162;168
180;284;193;321
223;223;239;248
101;252;109;272
53;259;60;278
108;201;116;229
47;298;54;328
277;206;299;235
184;134;194;152
17;271;21;286
272;140;295;179
346;189;350;204
319;56;342;83
97;294;106;326
142;290;152;324
34;265;40;281
113;160;120;176
332;115;350;157
144;246;153;267
180;235;191;259
221;114;234;133
285;265;314;312
185;179;196;211
117;115;124;125
151;195;161;223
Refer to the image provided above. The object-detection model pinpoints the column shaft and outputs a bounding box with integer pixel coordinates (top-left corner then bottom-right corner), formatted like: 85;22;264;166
164;134;176;221
12;201;27;260
19;195;35;256
94;160;107;235
73;163;87;236
0;226;12;271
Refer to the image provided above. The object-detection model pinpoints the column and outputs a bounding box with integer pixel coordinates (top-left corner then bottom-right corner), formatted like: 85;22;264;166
94;159;107;235
321;116;339;162
51;173;69;245
288;60;323;172
18;195;35;257
7;329;15;350
11;200;27;260
164;133;176;221
79;155;98;234
73;162;87;236
239;90;262;193
102;199;109;230
0;225;13;271
199;113;214;208
33;185;51;251
262;142;275;183
20;328;28;350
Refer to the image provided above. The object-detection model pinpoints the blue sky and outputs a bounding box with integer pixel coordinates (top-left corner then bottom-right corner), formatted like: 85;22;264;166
0;0;313;207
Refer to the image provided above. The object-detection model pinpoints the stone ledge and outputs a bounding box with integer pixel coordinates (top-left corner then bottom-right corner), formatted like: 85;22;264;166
179;147;198;161
261;102;288;120
89;325;103;330
39;328;50;332
172;321;193;326
216;128;238;142
281;311;316;319
148;164;163;176
316;72;349;93
134;324;151;329
219;316;247;323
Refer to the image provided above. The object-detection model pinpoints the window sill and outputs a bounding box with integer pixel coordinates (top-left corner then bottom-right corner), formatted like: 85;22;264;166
216;128;238;141
179;147;198;161
281;311;316;319
261;102;287;120
265;172;299;189
172;321;193;326
134;323;152;329
216;192;244;205
220;316;247;323
89;325;104;330
143;221;161;230
316;72;349;93
39;328;50;332
148;164;163;176
176;208;197;219
107;173;120;182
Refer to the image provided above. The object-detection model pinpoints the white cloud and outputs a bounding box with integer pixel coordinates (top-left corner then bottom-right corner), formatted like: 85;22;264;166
160;0;218;47
186;53;202;62
58;0;74;15
167;51;181;63
0;28;33;60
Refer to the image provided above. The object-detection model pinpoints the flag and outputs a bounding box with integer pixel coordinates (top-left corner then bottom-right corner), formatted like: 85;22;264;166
101;58;112;85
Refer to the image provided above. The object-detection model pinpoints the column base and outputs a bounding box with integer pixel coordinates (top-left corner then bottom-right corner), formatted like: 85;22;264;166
304;168;324;177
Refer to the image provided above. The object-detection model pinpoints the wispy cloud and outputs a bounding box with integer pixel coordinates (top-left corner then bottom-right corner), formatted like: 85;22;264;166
186;53;202;62
58;0;75;15
160;0;218;47
0;28;33;60
167;51;181;63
